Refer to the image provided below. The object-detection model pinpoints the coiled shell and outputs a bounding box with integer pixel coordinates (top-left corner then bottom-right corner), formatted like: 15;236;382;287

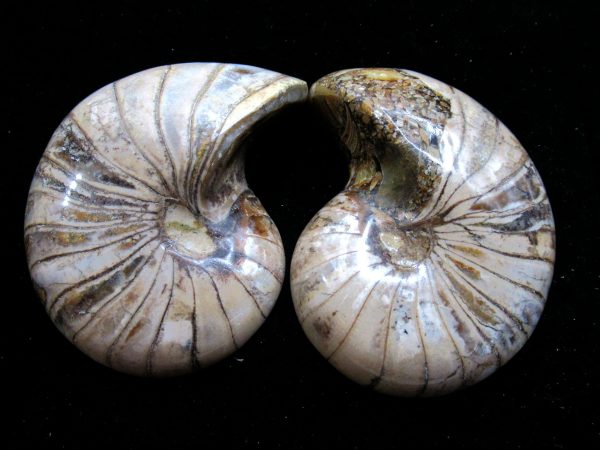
25;63;307;375
291;68;555;396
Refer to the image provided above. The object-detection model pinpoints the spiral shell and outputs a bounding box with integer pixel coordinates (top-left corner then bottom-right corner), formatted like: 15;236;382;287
291;68;555;396
25;63;307;375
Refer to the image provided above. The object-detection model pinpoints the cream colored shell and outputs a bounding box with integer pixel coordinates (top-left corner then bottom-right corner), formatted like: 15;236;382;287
25;63;307;375
291;68;555;396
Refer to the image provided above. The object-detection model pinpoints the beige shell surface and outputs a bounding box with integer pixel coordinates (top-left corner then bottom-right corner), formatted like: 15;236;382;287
291;68;555;396
25;63;307;376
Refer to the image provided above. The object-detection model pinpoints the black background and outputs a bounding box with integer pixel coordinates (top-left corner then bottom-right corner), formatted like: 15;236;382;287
6;1;598;449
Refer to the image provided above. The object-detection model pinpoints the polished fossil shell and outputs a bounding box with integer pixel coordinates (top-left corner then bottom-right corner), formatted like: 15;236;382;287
25;63;307;375
291;68;555;396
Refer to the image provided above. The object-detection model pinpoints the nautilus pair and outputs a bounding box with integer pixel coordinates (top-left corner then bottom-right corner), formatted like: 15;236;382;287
25;63;555;396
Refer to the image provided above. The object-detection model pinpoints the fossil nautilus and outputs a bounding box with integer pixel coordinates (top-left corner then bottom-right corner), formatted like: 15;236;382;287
25;63;307;375
291;68;555;396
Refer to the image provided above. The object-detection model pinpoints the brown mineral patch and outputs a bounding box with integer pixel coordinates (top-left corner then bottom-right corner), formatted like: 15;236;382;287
121;288;141;308
234;67;253;75
448;256;481;279
449;244;484;258
250;215;270;237
239;195;263;216
312;316;332;339
54;231;88;246
71;210;113;222
239;195;271;237
127;321;145;340
98;314;120;336
170;305;192;321
62;291;85;309
445;271;497;325
101;223;145;237
437;289;467;335
453;316;467;336
119;237;140;249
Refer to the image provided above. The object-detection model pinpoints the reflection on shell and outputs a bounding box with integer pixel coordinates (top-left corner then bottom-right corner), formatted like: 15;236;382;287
25;63;307;375
291;68;555;396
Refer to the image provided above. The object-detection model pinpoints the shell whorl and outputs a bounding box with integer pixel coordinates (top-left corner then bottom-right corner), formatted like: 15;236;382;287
291;68;555;396
25;63;307;376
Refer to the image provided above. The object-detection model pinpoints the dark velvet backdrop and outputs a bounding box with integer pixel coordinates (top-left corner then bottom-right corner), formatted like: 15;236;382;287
6;1;598;448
